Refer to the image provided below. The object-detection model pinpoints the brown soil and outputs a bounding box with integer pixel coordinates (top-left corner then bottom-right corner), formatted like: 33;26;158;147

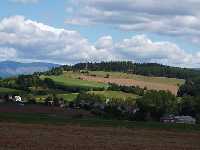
0;122;199;150
80;76;178;95
0;105;93;118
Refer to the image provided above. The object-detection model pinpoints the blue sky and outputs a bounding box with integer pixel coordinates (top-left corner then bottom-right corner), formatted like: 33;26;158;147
0;0;200;67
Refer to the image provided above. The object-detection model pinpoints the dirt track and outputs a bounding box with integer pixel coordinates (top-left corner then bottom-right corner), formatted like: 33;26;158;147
80;76;178;95
0;122;199;150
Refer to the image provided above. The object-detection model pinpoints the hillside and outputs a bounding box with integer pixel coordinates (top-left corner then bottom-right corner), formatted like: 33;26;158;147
0;61;199;122
0;61;60;78
44;71;184;95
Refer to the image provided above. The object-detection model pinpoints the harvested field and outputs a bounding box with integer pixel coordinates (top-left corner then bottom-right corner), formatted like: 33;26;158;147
80;76;179;95
0;122;200;150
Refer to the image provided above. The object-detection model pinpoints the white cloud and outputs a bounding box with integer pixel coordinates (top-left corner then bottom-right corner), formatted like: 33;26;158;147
0;47;17;61
95;36;113;49
66;0;200;43
0;16;113;63
114;35;193;66
0;16;200;67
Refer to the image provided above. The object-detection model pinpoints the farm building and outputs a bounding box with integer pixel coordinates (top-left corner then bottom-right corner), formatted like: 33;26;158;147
160;115;196;124
174;116;196;124
8;95;23;103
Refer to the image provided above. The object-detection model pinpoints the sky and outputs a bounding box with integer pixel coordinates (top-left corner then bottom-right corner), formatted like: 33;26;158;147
0;0;200;67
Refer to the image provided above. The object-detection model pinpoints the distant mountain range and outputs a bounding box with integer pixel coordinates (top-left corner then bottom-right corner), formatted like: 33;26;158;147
0;61;60;78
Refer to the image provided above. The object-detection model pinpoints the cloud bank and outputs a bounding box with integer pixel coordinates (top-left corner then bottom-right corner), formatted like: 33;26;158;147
66;0;200;44
0;16;199;67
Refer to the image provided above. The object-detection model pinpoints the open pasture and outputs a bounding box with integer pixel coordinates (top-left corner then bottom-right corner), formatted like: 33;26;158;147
41;73;108;89
0;87;22;95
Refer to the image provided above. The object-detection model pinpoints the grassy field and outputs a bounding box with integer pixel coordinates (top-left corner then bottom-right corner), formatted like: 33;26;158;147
41;73;108;89
88;71;185;86
88;90;139;100
34;95;47;103
0;87;22;95
57;93;79;102
35;93;79;103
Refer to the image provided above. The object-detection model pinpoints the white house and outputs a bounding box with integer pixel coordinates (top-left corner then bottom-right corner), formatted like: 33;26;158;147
14;96;22;102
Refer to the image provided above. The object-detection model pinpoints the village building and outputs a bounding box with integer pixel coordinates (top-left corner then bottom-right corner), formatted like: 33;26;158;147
160;115;196;124
14;96;22;102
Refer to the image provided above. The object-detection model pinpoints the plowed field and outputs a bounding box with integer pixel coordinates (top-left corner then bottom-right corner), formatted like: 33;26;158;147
0;123;199;150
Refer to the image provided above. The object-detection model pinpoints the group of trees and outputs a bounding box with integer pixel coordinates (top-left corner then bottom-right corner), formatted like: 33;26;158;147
178;79;200;97
72;61;200;79
72;91;180;121
0;75;56;92
34;67;64;76
73;90;200;122
73;93;136;119
178;96;200;120
73;61;134;73
177;79;200;121
29;61;200;80
0;78;17;89
16;75;42;89
135;90;178;121
44;94;65;106
108;83;145;96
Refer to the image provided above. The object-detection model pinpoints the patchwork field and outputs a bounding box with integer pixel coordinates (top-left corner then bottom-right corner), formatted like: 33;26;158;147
80;75;179;95
88;71;185;86
41;71;184;95
0;122;200;150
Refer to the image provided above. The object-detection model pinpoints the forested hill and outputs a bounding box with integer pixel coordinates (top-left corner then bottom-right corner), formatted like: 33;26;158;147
71;62;200;80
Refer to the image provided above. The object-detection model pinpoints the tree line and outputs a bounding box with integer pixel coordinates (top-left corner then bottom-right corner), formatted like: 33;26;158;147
72;61;200;80
32;61;200;81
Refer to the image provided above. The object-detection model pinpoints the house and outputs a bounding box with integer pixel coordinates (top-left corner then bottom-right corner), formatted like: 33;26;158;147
8;95;13;101
160;115;196;124
14;96;22;102
174;116;196;124
160;115;175;123
47;100;54;106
